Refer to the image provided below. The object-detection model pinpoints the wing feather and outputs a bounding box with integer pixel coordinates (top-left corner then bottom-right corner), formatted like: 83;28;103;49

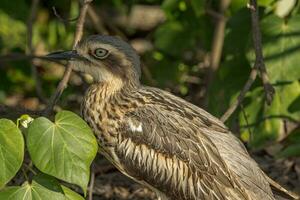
115;88;275;200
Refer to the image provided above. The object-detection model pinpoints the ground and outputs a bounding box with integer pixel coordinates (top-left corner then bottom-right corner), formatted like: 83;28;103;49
90;151;300;200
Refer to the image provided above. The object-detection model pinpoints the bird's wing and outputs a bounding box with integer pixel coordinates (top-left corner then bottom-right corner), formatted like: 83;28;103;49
115;88;269;200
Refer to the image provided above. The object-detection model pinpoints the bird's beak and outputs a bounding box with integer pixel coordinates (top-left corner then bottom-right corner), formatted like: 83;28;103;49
45;50;82;61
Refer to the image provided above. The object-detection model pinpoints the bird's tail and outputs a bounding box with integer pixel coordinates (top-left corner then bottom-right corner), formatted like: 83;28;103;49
266;176;299;200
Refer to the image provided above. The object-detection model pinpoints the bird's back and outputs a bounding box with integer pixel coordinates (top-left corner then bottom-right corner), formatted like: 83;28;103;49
120;86;277;200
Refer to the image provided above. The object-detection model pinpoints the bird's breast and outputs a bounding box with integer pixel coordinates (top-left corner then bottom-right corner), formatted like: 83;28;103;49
81;86;121;149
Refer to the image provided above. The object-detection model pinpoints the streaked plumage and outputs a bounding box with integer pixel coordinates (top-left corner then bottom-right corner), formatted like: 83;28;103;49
47;35;298;200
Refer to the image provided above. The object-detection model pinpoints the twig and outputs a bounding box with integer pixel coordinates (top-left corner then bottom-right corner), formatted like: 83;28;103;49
87;6;108;34
221;68;257;122
248;0;275;105
240;104;253;142
27;0;46;103
88;5;126;39
52;6;79;22
88;164;95;200
204;0;231;106
240;114;300;128
44;0;93;116
221;0;275;122
23;162;37;176
206;9;225;20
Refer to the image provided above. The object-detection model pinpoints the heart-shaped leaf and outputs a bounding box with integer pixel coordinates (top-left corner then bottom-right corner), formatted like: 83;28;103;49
0;119;24;188
27;110;98;194
0;174;65;200
62;186;84;200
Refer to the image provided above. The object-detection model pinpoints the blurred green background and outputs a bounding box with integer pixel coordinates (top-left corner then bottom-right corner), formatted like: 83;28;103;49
0;0;300;158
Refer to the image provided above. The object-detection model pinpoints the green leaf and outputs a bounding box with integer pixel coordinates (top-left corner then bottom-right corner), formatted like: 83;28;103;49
278;143;300;158
0;174;65;200
0;10;26;50
0;119;24;188
275;0;297;18
27;110;98;194
258;0;275;7
154;21;196;56
249;15;300;82
190;0;204;16
224;8;251;55
239;81;300;147
162;0;179;17
286;130;300;143
208;56;251;117
62;186;84;200
230;0;247;13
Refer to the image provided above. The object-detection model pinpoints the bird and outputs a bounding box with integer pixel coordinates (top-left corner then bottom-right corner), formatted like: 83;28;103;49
46;35;298;200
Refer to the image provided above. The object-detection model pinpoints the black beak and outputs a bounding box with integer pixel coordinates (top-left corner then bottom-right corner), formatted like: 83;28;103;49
45;50;82;61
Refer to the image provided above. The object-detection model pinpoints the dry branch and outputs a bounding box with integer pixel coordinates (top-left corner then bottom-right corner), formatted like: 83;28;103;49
221;0;275;122
43;0;93;116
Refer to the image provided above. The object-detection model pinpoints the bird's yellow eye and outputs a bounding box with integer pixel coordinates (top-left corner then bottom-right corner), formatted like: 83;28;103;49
93;48;109;59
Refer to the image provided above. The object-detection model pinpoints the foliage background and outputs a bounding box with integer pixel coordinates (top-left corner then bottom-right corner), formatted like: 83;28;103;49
0;0;300;198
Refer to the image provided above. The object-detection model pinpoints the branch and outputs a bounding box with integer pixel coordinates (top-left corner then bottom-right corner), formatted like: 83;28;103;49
203;0;231;106
241;114;300;128
52;6;79;22
27;0;46;103
249;0;275;105
43;0;93;116
221;0;275;122
87;6;108;34
209;0;230;72
88;164;95;200
221;68;257;122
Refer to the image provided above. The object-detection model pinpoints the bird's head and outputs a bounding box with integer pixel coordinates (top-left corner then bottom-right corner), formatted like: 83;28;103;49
46;35;141;90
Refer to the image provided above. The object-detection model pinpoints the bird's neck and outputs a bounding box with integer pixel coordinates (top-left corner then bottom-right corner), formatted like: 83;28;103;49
87;79;139;102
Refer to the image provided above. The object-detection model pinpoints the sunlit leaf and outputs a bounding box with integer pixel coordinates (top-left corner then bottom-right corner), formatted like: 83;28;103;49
258;0;275;7
0;119;24;188
27;111;98;194
62;186;84;200
0;10;26;50
0;174;65;200
240;81;300;147
275;0;296;18
249;15;300;82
